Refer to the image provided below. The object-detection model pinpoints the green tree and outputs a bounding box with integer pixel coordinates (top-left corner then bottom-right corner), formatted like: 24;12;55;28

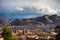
2;25;19;40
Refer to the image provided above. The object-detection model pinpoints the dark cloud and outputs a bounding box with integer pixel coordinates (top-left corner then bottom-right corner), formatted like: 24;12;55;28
0;0;60;18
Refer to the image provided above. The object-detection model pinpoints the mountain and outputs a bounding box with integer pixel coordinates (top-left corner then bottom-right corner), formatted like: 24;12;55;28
35;15;53;24
0;14;60;30
49;14;60;25
8;14;60;26
9;18;21;26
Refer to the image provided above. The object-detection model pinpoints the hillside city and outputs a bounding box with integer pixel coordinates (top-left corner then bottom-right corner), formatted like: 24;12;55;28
0;15;60;40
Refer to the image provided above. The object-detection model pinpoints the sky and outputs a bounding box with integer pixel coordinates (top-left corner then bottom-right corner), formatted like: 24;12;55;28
0;0;60;18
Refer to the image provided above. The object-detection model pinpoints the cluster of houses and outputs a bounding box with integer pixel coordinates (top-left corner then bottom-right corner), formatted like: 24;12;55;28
0;24;57;40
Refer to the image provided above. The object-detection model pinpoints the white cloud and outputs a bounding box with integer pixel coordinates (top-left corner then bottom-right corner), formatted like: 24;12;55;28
15;0;59;15
1;0;60;15
15;7;24;11
41;6;58;14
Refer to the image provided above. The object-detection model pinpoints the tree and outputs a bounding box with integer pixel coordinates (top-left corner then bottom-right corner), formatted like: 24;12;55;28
55;25;60;29
55;25;60;40
2;25;19;40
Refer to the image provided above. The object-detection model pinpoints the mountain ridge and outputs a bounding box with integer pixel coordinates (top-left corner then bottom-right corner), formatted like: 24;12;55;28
0;14;60;30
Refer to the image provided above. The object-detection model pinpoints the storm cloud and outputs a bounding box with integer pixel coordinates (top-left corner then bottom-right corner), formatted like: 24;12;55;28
0;0;60;18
